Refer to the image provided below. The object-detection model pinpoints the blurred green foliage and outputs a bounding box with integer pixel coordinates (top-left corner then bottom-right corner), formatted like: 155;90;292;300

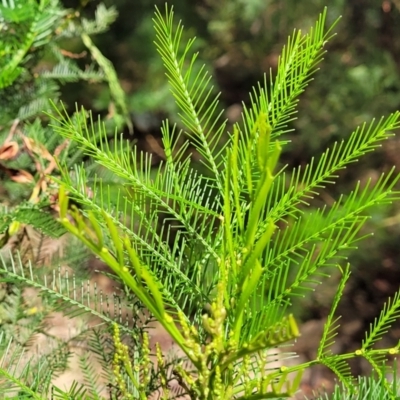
62;1;400;151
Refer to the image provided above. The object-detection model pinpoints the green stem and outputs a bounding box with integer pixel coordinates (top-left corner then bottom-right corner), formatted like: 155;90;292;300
232;259;263;343
244;169;273;249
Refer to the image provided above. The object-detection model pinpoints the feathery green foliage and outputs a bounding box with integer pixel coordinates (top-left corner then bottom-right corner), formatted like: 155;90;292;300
1;3;400;399
312;362;400;400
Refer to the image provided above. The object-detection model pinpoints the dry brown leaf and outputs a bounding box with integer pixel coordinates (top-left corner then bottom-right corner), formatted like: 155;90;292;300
10;169;34;183
0;141;19;160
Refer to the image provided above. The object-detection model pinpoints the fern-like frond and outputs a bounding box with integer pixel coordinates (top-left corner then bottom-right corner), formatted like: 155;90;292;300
87;328;115;385
252;8;336;135
318;264;351;358
41;61;105;83
235;7;338;179
51;381;91;400
246;217;364;341
314;367;400;400
48;105;223;315
265;206;364;273
0;202;66;238
30;0;64;48
49;106;220;226
54;164;212;317
362;290;400;350
0;335;51;399
80;4;118;36
0;254;140;336
78;353;104;399
319;355;355;392
16;79;60;120
265;169;400;274
265;113;400;223
153;5;227;181
0;0;64;88
56;3;117;38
